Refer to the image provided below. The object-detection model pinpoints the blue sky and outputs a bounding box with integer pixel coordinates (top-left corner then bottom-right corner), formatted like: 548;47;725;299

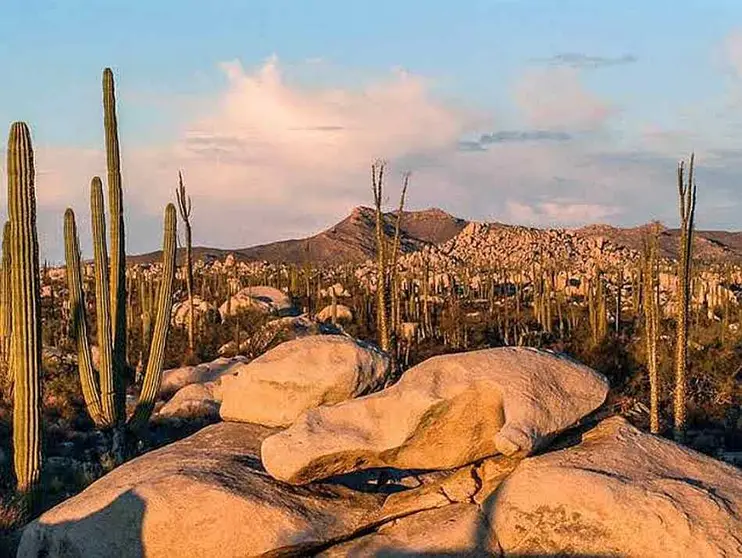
2;1;742;259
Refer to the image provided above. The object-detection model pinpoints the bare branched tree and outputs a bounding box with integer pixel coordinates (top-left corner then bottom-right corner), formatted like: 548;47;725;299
674;154;697;440
175;171;195;357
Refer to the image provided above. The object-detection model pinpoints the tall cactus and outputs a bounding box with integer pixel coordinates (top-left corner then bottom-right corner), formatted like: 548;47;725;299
103;67;127;420
7;122;42;493
63;68;177;441
138;274;155;372
65;198;177;433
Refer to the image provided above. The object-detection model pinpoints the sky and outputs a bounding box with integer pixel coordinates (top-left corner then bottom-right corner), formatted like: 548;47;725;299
2;0;742;261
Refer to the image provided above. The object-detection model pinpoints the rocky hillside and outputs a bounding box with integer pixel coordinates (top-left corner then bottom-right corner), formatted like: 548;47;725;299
398;221;742;276
128;206;468;265
577;223;742;263
129;204;742;267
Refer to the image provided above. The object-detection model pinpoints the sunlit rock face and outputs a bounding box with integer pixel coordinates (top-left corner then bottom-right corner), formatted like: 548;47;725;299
261;346;609;484
220;334;391;427
487;416;742;558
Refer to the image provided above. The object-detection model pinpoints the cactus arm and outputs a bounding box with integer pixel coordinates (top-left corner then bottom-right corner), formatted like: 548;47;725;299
90;177;117;426
63;208;106;426
129;204;177;430
103;68;127;419
7;122;42;493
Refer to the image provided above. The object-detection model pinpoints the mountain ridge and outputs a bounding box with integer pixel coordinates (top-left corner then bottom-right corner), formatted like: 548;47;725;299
128;206;742;265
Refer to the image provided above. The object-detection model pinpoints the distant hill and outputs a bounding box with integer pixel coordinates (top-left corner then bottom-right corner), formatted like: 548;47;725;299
576;224;742;263
128;206;469;266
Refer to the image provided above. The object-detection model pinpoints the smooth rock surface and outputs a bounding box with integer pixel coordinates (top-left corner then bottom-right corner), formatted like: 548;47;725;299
488;416;742;557
220;335;391;427
319;504;494;557
159;356;247;396
262;347;608;484
156;383;220;419
17;423;385;558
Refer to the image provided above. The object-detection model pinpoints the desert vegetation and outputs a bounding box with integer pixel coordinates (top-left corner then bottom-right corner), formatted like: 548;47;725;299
0;67;740;557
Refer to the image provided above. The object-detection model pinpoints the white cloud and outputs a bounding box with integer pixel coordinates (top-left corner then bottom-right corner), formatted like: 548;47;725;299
505;200;621;226
513;67;614;131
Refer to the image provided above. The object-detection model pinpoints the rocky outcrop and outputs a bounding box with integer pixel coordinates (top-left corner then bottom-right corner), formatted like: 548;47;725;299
487;416;742;557
220;335;391;427
218;286;297;319
261;347;609;484
17;414;742;557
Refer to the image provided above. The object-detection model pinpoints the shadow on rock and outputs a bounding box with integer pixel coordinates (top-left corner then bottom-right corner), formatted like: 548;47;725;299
17;490;146;557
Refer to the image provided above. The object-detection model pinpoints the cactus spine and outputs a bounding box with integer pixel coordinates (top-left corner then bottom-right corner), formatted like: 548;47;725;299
7;122;42;493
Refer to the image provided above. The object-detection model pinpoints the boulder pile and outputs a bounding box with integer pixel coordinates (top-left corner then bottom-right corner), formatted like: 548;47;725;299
17;341;742;558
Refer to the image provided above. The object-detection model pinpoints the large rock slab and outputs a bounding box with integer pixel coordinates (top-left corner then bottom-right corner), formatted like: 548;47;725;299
220;335;391;427
487;416;742;557
262;347;608;484
17;423;386;558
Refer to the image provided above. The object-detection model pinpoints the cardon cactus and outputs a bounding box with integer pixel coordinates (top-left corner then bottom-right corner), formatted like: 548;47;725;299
64;200;177;432
7;122;42;493
63;68;178;437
